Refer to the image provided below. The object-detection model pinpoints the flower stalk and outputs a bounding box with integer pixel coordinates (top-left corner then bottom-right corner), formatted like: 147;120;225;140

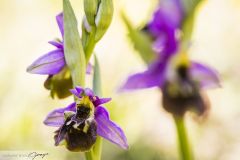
174;116;193;160
63;0;95;159
85;55;103;160
84;26;97;62
64;0;116;159
85;137;103;160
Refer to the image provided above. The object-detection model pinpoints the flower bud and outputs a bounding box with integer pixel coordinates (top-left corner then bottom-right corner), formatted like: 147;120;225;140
82;16;91;46
95;0;114;42
84;0;99;26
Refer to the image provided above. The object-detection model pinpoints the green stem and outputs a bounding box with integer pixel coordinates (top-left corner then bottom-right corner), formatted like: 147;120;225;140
174;116;193;160
85;137;103;160
85;26;97;62
84;37;102;160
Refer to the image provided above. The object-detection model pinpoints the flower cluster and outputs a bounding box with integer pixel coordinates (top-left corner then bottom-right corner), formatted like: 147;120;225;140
27;0;128;154
121;0;221;116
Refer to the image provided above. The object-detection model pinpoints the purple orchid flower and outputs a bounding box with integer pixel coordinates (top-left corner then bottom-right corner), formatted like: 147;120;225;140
26;13;91;75
26;13;91;99
121;0;221;116
44;86;128;151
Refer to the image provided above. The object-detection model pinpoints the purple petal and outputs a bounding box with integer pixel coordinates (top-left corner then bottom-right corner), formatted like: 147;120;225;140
84;88;95;97
48;40;63;49
54;127;66;146
27;49;65;75
190;62;221;89
120;60;167;90
146;0;183;56
148;0;184;36
75;86;84;94
44;102;76;127
95;106;128;149
70;89;83;98
70;89;80;97
93;97;111;107
70;86;85;98
86;63;93;74
56;12;64;37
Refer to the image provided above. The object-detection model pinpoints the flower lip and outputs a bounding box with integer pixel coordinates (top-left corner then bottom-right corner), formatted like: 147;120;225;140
162;79;208;116
54;113;98;152
162;64;214;116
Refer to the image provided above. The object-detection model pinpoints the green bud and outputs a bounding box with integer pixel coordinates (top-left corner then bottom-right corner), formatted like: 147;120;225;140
84;0;99;26
44;67;73;99
82;16;91;47
95;0;114;42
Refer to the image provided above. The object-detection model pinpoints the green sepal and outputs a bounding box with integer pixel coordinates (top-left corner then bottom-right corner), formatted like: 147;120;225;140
121;13;155;65
63;0;86;87
44;67;73;99
93;54;102;96
95;0;114;42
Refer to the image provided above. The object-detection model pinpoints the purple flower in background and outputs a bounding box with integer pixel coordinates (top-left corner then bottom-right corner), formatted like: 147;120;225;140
122;58;220;116
44;86;128;151
146;0;184;56
121;0;221;116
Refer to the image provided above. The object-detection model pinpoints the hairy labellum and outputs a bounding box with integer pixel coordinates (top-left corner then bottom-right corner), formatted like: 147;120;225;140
162;65;208;116
54;114;97;152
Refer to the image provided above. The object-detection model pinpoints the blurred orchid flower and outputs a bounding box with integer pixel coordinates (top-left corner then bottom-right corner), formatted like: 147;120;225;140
121;0;221;116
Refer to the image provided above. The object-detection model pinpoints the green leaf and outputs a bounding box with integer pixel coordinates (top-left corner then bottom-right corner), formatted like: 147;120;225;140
63;0;86;87
93;55;102;96
121;12;155;65
182;0;202;15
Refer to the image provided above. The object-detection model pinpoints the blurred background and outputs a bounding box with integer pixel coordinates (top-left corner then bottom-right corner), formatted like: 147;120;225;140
0;0;240;159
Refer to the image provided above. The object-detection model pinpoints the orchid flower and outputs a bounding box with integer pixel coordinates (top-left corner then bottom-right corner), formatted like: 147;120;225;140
26;13;91;98
44;86;128;151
